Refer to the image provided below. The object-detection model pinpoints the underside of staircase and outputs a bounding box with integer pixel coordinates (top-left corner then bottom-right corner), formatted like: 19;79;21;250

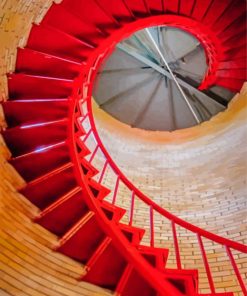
1;0;247;295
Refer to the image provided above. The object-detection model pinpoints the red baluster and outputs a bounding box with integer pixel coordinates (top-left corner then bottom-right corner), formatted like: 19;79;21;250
89;144;99;163
129;191;135;226
197;234;215;293
98;159;108;183
171;221;182;270
226;246;247;295
150;206;154;247
82;128;92;142
112;175;120;205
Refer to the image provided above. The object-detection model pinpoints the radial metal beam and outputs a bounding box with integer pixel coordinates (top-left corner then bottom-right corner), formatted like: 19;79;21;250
117;43;226;109
99;73;156;107
145;28;201;124
132;75;163;127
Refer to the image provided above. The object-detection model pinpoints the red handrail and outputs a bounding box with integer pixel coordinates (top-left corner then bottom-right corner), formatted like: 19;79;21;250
71;17;247;295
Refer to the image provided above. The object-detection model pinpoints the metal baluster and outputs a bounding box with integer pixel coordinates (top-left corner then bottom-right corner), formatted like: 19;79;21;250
150;206;154;247
112;176;120;205
98;160;108;184
197;234;215;293
129;191;135;226
171;221;182;269
89;144;99;163
226;246;247;294
83;128;92;143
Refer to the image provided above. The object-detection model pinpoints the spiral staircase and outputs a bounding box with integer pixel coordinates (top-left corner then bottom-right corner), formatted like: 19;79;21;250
1;0;247;295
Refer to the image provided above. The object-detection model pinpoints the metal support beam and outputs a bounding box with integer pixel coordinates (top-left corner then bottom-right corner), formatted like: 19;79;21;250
145;28;201;124
117;43;226;109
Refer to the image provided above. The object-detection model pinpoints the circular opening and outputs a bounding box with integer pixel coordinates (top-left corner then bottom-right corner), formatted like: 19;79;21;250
93;25;236;131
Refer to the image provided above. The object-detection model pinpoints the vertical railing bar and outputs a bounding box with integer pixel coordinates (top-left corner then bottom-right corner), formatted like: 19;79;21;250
112;176;120;205
129;191;135;226
197;234;215;293
83;128;92;143
225;246;247;294
98;160;108;184
171;221;182;270
89;144;99;163
150;206;154;247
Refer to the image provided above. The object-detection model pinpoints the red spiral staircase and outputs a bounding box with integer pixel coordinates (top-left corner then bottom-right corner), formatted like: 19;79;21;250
1;0;247;295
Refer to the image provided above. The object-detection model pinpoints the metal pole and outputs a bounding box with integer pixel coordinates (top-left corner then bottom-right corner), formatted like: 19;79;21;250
145;28;201;124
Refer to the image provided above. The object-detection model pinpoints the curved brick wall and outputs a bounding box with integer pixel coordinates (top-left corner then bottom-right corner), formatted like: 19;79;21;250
0;0;246;295
92;87;247;294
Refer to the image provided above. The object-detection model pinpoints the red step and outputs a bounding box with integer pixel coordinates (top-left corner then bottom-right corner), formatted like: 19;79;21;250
79;157;99;178
16;48;81;80
215;78;244;92
2;99;69;127
116;265;156;296
163;268;198;295
2;119;68;157
57;211;106;263
8;73;73;100
147;0;163;15
61;0;119;33
138;245;169;270
42;3;105;45
179;0;195;17
35;187;88;236
21;163;77;209
164;0;179;14
202;0;232;27
82;237;127;289
123;0;149;17
119;223;145;246
10;142;69;182
218;58;246;70
95;0;134;23
213;0;246;33
216;69;246;80
100;200;126;222
191;0;212;21
88;178;111;200
27;24;94;63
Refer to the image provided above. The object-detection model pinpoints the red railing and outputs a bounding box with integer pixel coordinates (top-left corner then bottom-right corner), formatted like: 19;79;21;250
71;30;247;295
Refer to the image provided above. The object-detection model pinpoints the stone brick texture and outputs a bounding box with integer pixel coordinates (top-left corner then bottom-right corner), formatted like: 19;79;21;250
92;86;247;295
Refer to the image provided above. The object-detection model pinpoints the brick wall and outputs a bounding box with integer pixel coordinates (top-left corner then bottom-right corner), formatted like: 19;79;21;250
92;86;247;294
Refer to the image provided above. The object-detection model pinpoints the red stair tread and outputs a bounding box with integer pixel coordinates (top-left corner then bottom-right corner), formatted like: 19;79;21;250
116;266;156;296
123;0;149;17
100;200;126;222
10;142;69;182
2;99;69;127
82;237;127;289
88;178;111;200
96;0;134;22
36;187;88;236
119;223;145;246
138;245;169;270
42;3;105;44
21;163;77;210
8;73;73;100
179;0;195;17
27;24;94;63
2;119;68;157
16;48;81;80
163;268;198;296
57;211;106;263
61;0;118;32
